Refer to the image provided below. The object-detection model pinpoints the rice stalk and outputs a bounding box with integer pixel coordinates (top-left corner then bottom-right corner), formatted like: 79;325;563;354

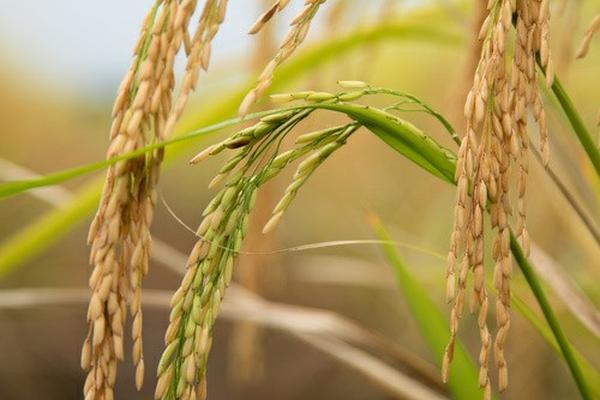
1;46;594;396
164;81;592;399
156;83;477;398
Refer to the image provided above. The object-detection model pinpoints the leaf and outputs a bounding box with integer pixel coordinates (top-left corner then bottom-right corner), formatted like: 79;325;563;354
0;113;265;200
307;103;457;183
511;293;600;396
369;214;481;400
0;184;100;278
509;233;594;399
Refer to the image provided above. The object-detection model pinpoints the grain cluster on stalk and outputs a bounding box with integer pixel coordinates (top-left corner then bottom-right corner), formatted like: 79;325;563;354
239;0;327;115
443;0;554;398
83;1;228;399
158;96;358;399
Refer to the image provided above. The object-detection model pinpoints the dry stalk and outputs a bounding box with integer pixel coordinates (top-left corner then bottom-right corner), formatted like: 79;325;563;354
443;1;554;397
0;284;447;400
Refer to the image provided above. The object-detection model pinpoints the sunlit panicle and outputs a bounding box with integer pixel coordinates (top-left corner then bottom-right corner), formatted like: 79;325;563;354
444;0;554;396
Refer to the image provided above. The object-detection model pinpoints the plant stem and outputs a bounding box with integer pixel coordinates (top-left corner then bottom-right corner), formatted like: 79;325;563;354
509;231;593;400
549;74;600;177
530;144;600;246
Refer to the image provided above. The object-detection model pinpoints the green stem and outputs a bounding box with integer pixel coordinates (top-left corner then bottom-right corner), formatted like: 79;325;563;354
509;232;593;400
549;74;600;177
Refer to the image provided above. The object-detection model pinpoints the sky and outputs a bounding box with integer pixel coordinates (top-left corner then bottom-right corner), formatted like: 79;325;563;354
0;1;415;99
0;1;266;97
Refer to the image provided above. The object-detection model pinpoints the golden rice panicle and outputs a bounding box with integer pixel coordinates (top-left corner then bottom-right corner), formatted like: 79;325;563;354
155;116;283;400
83;0;205;397
163;0;229;139
443;2;512;397
444;0;555;396
84;4;163;397
85;0;230;395
493;0;554;390
511;0;554;258
239;0;327;116
147;0;199;140
576;14;600;59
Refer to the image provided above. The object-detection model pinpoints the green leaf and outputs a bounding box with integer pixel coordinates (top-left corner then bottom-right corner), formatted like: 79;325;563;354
511;293;600;397
369;214;481;400
509;233;594;400
0;112;270;200
305;103;457;183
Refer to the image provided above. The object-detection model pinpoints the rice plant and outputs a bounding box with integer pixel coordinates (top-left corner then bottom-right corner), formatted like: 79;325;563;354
0;1;599;400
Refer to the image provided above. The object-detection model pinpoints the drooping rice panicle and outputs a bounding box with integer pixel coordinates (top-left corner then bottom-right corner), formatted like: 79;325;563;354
163;0;229;138
83;1;228;398
158;94;362;399
239;0;327;115
84;4;174;398
443;1;555;397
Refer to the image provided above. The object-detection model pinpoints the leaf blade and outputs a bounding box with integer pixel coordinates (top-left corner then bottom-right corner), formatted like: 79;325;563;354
369;214;481;400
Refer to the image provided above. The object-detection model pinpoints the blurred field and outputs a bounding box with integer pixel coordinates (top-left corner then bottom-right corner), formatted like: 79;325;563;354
0;1;599;399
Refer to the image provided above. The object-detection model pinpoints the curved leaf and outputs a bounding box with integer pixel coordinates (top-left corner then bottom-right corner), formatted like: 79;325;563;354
370;215;481;400
308;103;457;183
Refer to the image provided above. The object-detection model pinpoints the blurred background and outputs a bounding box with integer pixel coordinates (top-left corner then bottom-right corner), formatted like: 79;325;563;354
0;1;599;399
